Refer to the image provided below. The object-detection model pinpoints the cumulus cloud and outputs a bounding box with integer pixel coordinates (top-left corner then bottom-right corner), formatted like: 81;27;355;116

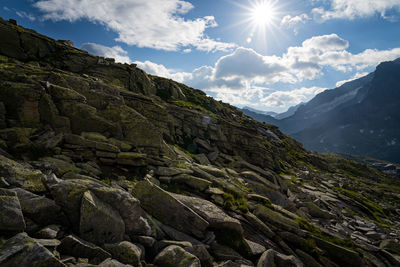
81;43;131;64
214;48;288;82
313;0;400;21
134;60;192;83
281;14;310;33
34;0;236;52
260;87;327;108
107;33;400;111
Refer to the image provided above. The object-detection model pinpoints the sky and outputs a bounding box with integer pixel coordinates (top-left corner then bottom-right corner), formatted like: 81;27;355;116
1;0;400;113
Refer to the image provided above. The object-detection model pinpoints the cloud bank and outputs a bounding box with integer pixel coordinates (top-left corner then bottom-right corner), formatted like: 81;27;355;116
34;0;236;52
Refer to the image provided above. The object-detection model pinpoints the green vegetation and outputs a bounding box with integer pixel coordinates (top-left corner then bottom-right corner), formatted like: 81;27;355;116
295;217;355;249
174;144;196;158
222;192;249;213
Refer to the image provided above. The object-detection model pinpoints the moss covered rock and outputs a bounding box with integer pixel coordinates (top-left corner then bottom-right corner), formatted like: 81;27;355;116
0;188;25;232
132;180;209;239
104;241;142;267
154;245;200;267
0;232;65;267
80;190;125;245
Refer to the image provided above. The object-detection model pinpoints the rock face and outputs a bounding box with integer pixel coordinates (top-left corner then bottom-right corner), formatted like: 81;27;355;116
0;232;65;267
0;17;399;267
132;180;209;239
79;190;125;244
0;189;25;232
154;245;201;267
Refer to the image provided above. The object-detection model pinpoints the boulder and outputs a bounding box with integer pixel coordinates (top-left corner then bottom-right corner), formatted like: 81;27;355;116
154;245;201;267
80;190;125;245
173;194;243;234
154;166;193;176
194;154;211;165
0;155;45;192
246;239;266;256
240;171;279;190
34;225;60;239
171;174;212;191
132;180;209;239
253;205;299;231
58;235;111;264
98;258;133;267
257;249;303;267
379;239;400;255
104;241;142;267
116;152;146;166
300;202;334;220
48;178;150;236
0;232;65;267
12;188;64;226
314;237;363;267
0;188;25;232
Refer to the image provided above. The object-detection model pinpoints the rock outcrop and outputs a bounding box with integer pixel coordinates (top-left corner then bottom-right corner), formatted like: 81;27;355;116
0;17;400;267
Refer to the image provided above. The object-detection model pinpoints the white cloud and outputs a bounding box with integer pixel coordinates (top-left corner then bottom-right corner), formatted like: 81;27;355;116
15;11;36;21
335;72;369;87
134;60;192;83
313;0;400;21
96;33;399;111
281;14;310;33
81;43;131;64
261;87;327;108
34;0;236;52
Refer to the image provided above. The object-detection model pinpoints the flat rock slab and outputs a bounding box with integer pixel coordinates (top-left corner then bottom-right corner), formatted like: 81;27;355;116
80;190;125;245
154;245;201;267
0;188;25;232
0;232;65;267
132;180;209;239
58;235;111;264
0;155;45;193
173;193;243;234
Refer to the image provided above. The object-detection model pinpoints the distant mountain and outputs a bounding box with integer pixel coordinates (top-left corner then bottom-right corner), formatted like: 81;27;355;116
272;58;400;163
241;106;277;116
239;108;278;124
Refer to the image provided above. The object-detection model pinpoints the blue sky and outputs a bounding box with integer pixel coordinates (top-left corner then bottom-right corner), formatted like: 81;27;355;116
1;0;400;113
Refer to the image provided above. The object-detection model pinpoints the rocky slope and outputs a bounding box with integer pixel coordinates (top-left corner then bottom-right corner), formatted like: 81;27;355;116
0;17;400;267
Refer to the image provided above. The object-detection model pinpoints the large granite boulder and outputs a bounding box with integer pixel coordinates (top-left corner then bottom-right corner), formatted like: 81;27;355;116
57;235;111;264
0;155;45;193
11;188;64;226
104;241;142;267
132;180;209;239
0;232;65;267
0;188;25;232
154;245;201;267
80;190;125;245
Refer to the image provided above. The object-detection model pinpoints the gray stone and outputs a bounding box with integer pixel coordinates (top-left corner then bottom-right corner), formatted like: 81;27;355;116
132;180;209;239
12;188;64;226
380;239;400;255
80;190;125;245
104;241;142;267
0;188;25;232
58;235;111;264
171;174;212;191
154;245;201;267
0;232;65;267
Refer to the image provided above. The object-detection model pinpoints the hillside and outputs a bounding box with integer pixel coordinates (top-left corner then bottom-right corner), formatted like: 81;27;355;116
245;62;400;164
0;17;400;267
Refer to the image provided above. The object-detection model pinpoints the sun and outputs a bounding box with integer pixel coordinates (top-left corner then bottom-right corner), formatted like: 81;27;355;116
251;1;276;26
